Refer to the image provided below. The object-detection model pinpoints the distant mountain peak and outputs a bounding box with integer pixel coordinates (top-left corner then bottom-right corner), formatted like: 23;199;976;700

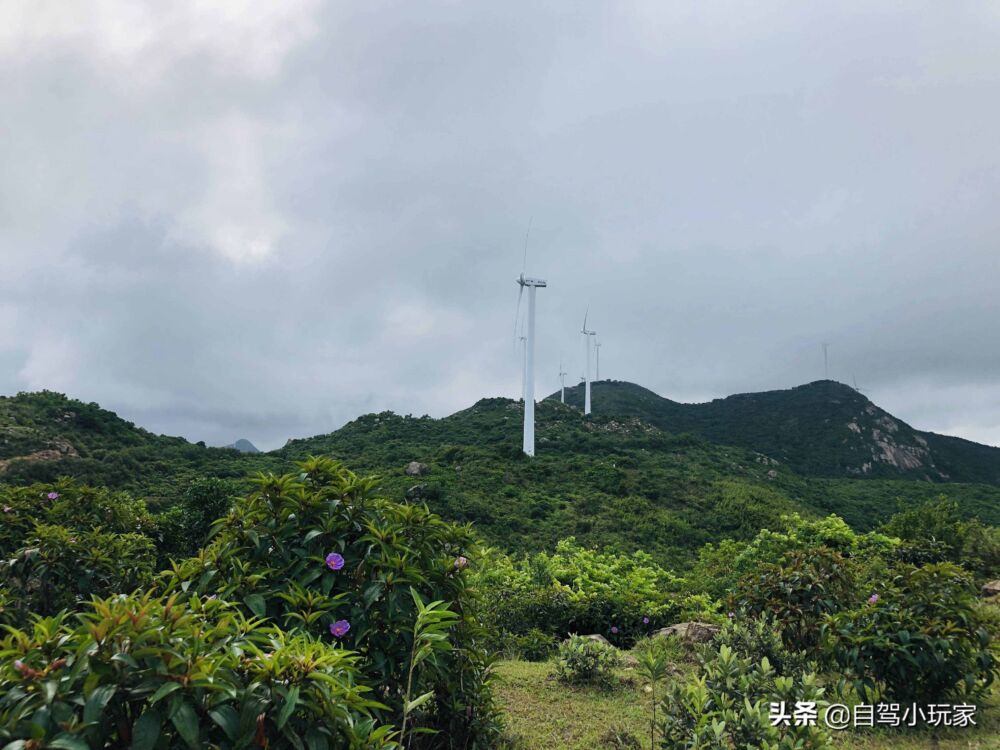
225;438;259;454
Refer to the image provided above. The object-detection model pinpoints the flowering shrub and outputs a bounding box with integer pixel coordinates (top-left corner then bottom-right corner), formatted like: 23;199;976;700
823;562;998;704
659;645;832;750
0;592;394;749
556;635;623;686
163;457;500;748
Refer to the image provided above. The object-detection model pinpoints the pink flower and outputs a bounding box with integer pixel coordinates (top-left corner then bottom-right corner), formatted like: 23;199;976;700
454;556;469;570
2;505;12;513
642;616;650;625
46;492;59;500
610;626;619;635
868;593;879;604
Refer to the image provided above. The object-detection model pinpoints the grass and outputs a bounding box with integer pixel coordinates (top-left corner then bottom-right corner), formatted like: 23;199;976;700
494;659;1000;750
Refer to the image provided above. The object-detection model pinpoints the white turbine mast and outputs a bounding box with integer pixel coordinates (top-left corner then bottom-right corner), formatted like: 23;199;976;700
519;333;527;400
516;273;547;456
581;310;596;415
595;340;601;381
558;357;568;403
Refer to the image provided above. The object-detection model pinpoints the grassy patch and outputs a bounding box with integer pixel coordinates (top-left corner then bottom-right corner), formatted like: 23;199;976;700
495;659;1000;750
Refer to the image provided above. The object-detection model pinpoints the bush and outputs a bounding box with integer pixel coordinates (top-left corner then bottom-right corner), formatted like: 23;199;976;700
0;523;157;625
0;592;394;749
164;457;500;748
512;628;557;661
712;614;812;680
659;645;832;750
556;635;622;686
473;539;679;648
731;546;855;652
824;562;999;704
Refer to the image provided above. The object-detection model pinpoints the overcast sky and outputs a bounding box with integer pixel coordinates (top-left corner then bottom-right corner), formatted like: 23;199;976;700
2;2;1000;450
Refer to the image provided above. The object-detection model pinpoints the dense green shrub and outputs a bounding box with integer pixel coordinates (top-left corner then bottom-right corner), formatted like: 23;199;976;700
0;483;162;625
824;562;998;704
712;615;812;680
731;546;856;652
473;539;679;647
1;524;156;625
163;457;500;748
0;592;394;749
882;497;1000;579
692;514;895;601
659;645;832;750
512;628;558;661
556;635;622;686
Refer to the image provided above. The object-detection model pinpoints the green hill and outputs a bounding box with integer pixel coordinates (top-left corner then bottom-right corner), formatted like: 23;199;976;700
3;387;999;566
549;379;1000;484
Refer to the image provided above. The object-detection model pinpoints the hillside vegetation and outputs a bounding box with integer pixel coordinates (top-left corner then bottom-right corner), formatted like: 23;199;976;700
3;388;1000;567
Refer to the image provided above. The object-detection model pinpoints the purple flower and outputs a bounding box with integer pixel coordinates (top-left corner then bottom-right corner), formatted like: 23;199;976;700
46;492;59;501
610;626;619;635
330;619;351;638
454;556;469;570
325;553;345;571
868;593;879;604
2;505;12;514
728;612;735;619
642;617;650;625
13;660;24;671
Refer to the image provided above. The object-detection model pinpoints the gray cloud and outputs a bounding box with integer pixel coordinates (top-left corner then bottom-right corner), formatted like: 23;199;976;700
2;1;1000;449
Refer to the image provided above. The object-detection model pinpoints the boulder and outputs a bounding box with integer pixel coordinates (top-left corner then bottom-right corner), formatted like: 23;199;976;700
653;621;719;644
564;633;611;647
404;461;428;477
982;580;1000;598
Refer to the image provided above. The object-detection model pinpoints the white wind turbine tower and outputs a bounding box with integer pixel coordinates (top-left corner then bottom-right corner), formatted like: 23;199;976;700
519;333;527;400
516;273;547;456
558;358;568;403
595;340;602;381
581;310;597;415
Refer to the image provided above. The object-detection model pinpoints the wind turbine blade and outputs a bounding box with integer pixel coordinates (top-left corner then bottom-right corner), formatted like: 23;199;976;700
522;217;533;275
582;307;589;331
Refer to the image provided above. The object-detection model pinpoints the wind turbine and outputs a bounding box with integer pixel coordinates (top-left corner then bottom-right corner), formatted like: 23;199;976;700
595;340;602;381
581;310;596;415
516;273;547;456
558;358;568;403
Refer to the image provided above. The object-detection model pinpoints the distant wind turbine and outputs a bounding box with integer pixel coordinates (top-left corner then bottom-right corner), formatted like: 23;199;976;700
582;310;597;415
595;340;602;381
516;273;547;456
559;358;568;403
822;343;830;380
519;333;527;401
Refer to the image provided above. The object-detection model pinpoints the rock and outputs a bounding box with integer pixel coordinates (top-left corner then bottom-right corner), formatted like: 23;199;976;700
982;580;1000;597
653;621;720;644
404;461;428;477
564;634;611;647
405;484;426;500
766;469;778;480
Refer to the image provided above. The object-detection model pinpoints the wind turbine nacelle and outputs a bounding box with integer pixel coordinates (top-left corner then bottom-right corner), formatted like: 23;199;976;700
517;276;547;288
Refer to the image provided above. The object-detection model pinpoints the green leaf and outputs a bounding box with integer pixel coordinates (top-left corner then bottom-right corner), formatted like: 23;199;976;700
149;681;182;704
244;593;267;619
47;736;89;750
170;700;200;749
277;685;300;730
405;691;435;714
208;705;240;741
131;710;163;750
84;684;117;724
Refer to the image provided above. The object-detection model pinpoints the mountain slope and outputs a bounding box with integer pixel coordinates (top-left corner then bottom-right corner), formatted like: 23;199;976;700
549;380;1000;484
3;388;999;566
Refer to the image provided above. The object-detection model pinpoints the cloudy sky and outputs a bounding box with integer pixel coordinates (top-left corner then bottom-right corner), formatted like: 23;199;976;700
2;2;1000;450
